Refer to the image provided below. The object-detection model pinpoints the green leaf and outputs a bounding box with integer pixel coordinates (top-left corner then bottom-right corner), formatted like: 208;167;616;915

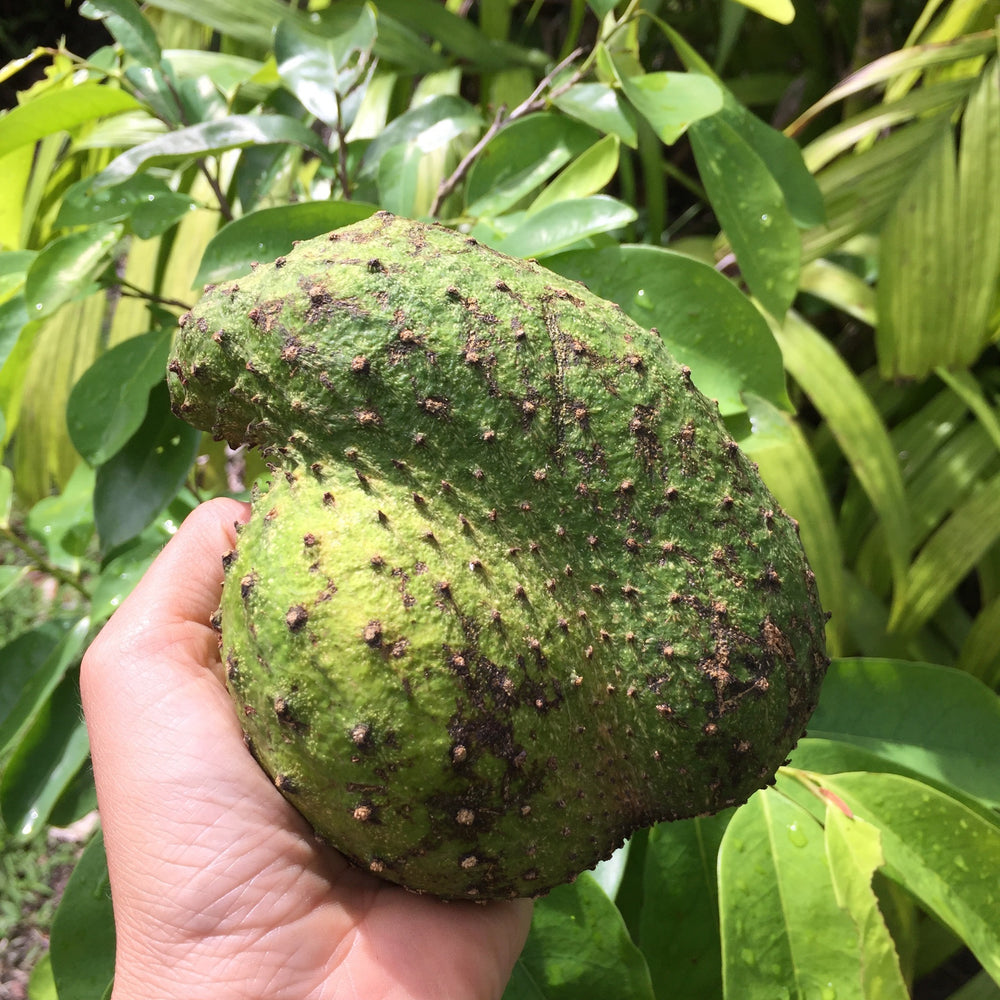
553;83;638;148
91;114;331;190
89;532;165;623
0;669;90;838
195;201;378;286
466;113;598;218
640;813;732;998
689;114;800;318
24;224;122;319
807;659;1000;809
586;0;619;16
770;311;911;595
57;175;196;238
80;0;163;67
67;331;172;466
25;463;96;569
822;772;1000;984
0;618;90;761
718;786;865;1000
620;72;723;145
547;245;788;416
361;94;482;180
529;135;620;215
489;196;637;259
0;464;11;530
275;2;377;124
822;808;909;1000
93;381;201;551
503;873;655;1000
0;84;141;159
50;830;116;1000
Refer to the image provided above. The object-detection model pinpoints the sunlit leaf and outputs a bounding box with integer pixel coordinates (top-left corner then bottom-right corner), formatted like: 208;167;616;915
823;808;909;1000
0;84;141;159
620;71;723;145
553;83;638;148
91;114;331;189
489;195;636;259
56;174;196;237
805;658;1000;809
23;224;122;318
529;135;620;214
718;786;864;1000
549;245;788;416
195;201;378;285
730;0;795;23
822;772;1000;984
80;0;163;68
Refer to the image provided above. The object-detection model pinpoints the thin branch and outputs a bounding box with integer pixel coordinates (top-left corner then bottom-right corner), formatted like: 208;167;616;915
428;47;588;218
199;160;234;223
0;527;91;600
117;279;193;312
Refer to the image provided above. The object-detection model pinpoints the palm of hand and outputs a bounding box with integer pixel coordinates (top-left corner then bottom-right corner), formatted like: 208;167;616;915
82;499;531;1000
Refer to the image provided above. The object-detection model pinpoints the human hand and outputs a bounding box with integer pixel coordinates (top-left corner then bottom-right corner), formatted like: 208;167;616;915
81;498;532;1000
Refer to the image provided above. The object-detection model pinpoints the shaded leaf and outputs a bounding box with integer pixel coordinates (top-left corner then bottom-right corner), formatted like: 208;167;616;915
57;174;196;237
641;812;732;998
718;786;864;1000
92;114;331;189
50;830;115;1000
80;0;162;67
0;669;90;838
24;225;122;318
822;772;1000;984
25;463;96;569
503;874;655;1000
529;135;620;215
195;201;378;285
93;381;201;550
807;658;1000;809
67;330;172;466
689;115;800;318
548;245;788;416
0;84;141;159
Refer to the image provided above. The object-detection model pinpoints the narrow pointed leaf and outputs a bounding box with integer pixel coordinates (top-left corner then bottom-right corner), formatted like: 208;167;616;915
822;772;1000;984
529;135;620;214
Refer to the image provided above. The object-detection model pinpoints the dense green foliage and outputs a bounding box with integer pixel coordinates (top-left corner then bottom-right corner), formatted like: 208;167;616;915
1;1;999;997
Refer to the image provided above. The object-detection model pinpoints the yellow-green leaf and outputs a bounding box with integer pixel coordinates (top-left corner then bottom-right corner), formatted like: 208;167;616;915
729;0;794;23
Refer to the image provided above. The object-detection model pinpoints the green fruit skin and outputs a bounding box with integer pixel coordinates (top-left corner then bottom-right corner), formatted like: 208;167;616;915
169;211;829;900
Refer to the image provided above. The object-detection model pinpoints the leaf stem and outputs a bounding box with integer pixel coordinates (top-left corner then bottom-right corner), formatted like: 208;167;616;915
0;526;91;599
117;279;192;312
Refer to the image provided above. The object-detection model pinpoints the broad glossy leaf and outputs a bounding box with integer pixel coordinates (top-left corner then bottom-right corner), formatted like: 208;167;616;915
529;135;620;215
822;772;1000;983
0;669;89;838
0;618;89;760
0;84;141;159
195;201;378;285
770;311;911;594
640;812;732;998
80;0;162;67
67;330;172;466
718;786;864;1000
91;114;330;190
275;3;377;124
823;808;909;1000
89;532;166;623
690;115;800;318
361;94;482;179
25;463;96;568
94;381;201;551
0;250;34;304
548;245;788;416
503;873;655;1000
58;175;196;238
377;141;424;217
489;196;636;259
553;83;638;148
807;658;1000;809
143;0;293;47
620;72;722;145
0;295;30;373
731;0;795;22
50;830;115;1000
466;113;598;217
24;224;122;318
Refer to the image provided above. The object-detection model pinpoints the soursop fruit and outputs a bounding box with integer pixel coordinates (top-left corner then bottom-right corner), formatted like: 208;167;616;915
168;211;829;900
